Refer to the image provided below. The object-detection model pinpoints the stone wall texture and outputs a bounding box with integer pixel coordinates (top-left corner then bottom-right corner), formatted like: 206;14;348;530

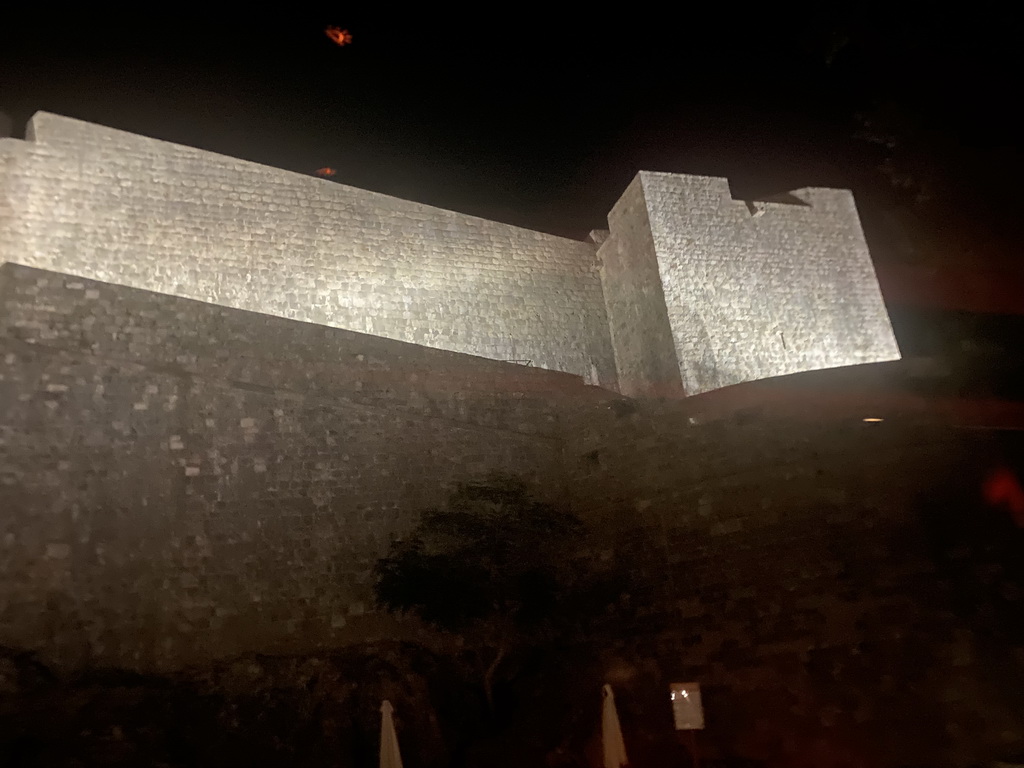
564;398;1024;766
8;113;1004;765
0;264;604;671
596;177;684;398
0;113;618;389
0;266;1021;764
0;112;902;398
632;172;901;394
2;269;1022;765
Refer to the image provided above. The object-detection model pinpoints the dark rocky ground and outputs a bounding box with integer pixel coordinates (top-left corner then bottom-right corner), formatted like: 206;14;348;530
0;642;472;768
0;640;741;768
5;638;1024;768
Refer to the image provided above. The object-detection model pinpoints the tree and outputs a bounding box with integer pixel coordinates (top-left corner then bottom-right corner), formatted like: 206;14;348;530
373;474;628;714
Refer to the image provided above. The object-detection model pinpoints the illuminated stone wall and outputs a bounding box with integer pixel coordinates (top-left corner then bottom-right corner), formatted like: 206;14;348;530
0;113;617;388
0;112;901;396
600;172;901;395
595;176;684;398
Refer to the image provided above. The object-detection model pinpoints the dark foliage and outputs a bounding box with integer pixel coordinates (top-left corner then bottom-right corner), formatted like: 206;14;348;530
373;474;630;712
374;474;625;636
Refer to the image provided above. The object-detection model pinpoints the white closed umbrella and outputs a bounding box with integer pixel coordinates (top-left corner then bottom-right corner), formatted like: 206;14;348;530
379;699;404;768
602;684;629;768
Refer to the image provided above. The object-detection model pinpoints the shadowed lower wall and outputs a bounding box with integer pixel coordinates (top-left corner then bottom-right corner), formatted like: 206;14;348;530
0;263;604;670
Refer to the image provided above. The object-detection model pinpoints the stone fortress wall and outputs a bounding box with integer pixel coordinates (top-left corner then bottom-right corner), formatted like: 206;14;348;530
0;112;899;396
606;172;900;395
1;265;1021;764
0;113;618;389
12;114;1015;764
0;263;604;670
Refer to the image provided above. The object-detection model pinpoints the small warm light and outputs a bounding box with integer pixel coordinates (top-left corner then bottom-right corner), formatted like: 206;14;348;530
315;167;337;177
325;26;353;46
862;417;884;423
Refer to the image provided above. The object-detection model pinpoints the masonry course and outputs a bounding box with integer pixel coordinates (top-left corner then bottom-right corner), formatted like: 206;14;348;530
4;115;1013;765
1;267;1019;763
1;112;899;396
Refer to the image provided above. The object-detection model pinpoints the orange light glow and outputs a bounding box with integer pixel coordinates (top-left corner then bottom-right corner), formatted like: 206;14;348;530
315;167;337;177
325;27;353;46
983;466;1024;527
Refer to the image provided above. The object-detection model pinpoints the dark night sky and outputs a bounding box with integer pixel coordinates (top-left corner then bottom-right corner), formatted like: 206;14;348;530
1;10;1021;261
